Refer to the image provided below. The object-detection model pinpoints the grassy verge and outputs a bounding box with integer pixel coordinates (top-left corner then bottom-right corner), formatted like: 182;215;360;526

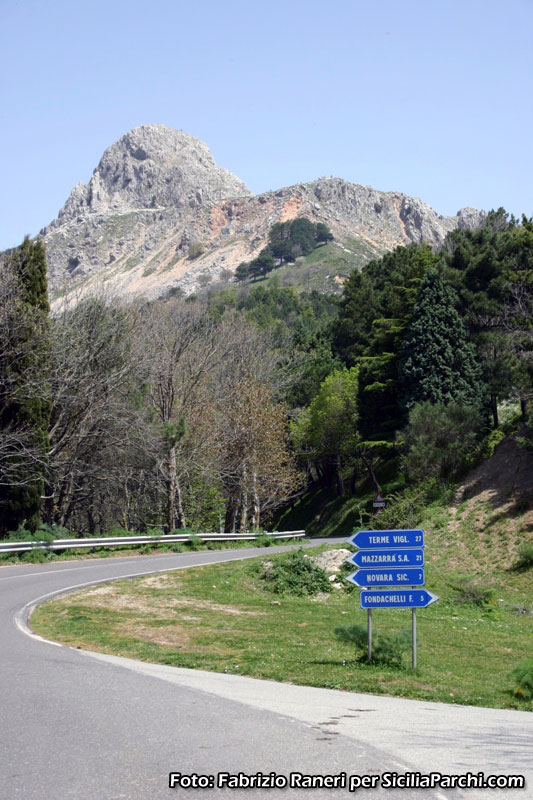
31;540;533;711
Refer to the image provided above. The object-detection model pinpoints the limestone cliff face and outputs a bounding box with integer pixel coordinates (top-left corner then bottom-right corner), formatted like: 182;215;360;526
42;124;251;291
51;124;250;223
41;125;485;301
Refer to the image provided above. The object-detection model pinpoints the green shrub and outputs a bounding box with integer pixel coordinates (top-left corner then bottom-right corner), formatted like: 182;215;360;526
185;532;204;551
482;428;506;459
146;527;165;538
108;527;129;537
6;522;72;558
449;575;496;607
258;549;331;596
334;623;410;668
367;480;436;530
338;558;358;593
515;407;533;452
32;524;56;544
255;534;274;547
187;243;205;260
21;549;49;564
513;542;533;572
169;527;195;537
206;540;221;550
51;523;73;539
498;401;522;433
510;658;533;700
7;524;38;541
400;401;483;483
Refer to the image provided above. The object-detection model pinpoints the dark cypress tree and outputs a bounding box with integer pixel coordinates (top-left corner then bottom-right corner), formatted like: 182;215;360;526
332;244;439;451
333;244;438;366
442;210;517;426
315;222;334;244
498;217;533;419
289;218;316;255
398;267;485;412
12;237;50;313
234;262;250;282
0;237;50;534
254;247;275;277
268;221;292;264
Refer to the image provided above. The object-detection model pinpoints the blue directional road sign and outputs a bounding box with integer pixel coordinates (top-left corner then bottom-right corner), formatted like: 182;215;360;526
345;567;425;588
360;589;439;609
347;529;424;549
346;548;424;568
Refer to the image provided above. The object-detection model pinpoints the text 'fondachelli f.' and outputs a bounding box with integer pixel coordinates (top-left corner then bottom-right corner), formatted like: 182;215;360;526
345;529;439;668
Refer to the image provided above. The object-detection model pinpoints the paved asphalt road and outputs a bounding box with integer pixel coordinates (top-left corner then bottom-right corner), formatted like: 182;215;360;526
1;544;531;800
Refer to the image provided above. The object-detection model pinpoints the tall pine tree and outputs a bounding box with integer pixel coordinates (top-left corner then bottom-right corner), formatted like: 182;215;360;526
0;237;50;534
398;267;484;412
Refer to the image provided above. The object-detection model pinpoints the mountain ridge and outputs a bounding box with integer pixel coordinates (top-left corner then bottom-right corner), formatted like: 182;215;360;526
40;124;486;300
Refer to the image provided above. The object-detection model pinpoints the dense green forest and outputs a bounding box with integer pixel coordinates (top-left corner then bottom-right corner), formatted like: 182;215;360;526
0;210;531;538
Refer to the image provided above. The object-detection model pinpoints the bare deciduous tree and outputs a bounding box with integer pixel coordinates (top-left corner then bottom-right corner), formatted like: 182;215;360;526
138;299;228;530
43;293;149;531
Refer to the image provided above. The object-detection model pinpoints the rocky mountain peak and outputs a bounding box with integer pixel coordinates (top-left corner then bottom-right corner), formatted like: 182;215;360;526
50;124;251;225
40;125;486;303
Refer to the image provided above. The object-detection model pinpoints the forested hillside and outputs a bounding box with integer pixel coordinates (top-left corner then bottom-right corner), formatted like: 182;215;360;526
0;210;531;540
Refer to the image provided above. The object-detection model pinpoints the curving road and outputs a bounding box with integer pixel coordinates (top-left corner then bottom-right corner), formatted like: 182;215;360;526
1;546;531;800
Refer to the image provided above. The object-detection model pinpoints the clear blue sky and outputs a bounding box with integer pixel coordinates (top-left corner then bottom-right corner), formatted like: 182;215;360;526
1;0;532;250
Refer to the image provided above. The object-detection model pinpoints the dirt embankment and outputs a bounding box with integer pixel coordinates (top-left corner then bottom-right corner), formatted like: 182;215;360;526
458;435;533;509
442;435;533;571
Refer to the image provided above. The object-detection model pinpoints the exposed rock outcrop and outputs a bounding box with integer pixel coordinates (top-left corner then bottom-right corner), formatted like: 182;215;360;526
40;124;486;302
49;124;250;224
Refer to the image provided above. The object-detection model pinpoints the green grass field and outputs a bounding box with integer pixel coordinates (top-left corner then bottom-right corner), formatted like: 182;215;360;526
241;238;385;295
31;534;533;711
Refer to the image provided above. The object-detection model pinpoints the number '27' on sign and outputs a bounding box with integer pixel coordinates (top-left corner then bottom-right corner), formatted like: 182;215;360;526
348;530;424;549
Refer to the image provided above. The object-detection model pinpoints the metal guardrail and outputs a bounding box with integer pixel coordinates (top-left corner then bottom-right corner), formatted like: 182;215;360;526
0;530;306;554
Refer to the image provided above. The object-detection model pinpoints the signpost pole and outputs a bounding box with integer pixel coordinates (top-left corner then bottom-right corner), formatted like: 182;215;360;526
345;530;439;669
412;608;417;670
368;609;372;662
